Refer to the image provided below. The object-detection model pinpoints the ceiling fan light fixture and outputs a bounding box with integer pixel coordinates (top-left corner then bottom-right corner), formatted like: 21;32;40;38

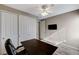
41;11;48;16
40;4;53;16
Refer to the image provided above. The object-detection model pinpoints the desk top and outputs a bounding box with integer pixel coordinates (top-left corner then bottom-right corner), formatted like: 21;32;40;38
21;39;58;55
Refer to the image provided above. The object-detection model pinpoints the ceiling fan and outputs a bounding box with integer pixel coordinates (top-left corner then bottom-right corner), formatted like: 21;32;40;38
40;4;54;16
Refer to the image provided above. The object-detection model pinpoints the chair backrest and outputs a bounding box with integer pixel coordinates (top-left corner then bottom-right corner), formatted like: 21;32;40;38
5;39;17;55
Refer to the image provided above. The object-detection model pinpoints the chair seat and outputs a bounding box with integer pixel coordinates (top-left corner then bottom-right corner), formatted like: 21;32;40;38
16;49;28;55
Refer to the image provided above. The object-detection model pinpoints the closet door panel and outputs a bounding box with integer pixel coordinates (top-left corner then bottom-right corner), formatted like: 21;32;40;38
9;13;18;48
1;12;11;54
19;15;29;45
1;12;18;54
19;15;37;45
40;20;46;39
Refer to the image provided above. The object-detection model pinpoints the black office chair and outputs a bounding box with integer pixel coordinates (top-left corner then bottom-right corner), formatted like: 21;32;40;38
5;39;28;55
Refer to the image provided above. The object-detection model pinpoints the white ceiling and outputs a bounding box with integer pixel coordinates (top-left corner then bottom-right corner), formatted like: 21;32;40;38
5;4;79;19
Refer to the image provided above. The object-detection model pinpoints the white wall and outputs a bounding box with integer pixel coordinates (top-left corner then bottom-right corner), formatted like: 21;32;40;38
40;10;79;49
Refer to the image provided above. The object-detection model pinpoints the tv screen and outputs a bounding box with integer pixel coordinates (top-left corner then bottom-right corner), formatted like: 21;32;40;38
48;24;57;30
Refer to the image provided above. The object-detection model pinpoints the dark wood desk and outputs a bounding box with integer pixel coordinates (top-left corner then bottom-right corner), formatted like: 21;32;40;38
21;39;58;55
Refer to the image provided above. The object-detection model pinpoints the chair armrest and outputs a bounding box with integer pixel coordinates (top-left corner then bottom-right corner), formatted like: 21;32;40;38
16;45;23;50
16;45;25;53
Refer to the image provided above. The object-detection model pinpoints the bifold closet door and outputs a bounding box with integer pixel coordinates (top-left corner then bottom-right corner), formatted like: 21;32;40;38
1;11;18;54
19;15;37;45
19;15;30;45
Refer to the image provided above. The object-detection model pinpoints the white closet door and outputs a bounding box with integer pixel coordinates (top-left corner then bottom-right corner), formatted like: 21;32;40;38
19;15;30;45
40;20;46;39
9;13;18;48
19;15;37;45
1;11;18;54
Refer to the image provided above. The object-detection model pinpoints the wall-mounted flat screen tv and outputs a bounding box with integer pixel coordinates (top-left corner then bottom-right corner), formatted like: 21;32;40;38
48;24;57;30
